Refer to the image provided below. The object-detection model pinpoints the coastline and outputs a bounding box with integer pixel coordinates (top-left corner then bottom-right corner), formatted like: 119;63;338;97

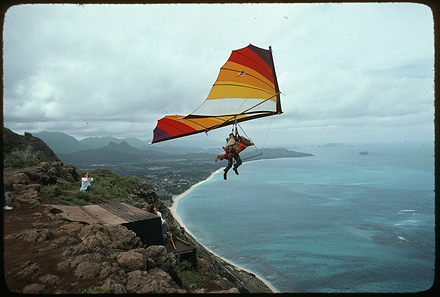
170;168;279;293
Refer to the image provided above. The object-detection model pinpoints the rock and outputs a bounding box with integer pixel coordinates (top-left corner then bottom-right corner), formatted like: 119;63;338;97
13;184;41;204
39;274;61;287
70;253;105;267
49;161;63;171
100;264;126;285
57;221;85;235
38;171;57;185
52;236;81;245
117;251;147;271
143;245;172;272
193;288;206;293
22;229;53;242
57;260;71;271
22;162;60;185
78;224;142;250
63;164;79;180
125;268;184;294
131;181;159;204
74;262;102;280
34;162;50;172
17;261;43;281
22;283;46;294
101;278;127;294
57;253;106;270
37;243;59;252
62;243;95;257
5;173;29;189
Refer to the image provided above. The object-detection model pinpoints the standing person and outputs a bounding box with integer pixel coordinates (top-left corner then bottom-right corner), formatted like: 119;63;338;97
146;203;170;242
4;181;12;210
223;133;242;180
80;172;94;193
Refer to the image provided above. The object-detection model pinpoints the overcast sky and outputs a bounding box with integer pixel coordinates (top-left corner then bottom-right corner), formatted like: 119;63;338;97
2;3;434;148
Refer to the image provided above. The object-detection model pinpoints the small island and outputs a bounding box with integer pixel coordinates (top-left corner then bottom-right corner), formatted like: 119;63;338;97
359;151;369;155
320;143;354;148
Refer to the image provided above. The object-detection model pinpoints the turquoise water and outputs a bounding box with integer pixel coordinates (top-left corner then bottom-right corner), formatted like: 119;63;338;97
176;142;435;293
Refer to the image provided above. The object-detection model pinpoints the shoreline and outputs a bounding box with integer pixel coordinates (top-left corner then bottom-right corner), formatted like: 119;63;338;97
169;168;279;293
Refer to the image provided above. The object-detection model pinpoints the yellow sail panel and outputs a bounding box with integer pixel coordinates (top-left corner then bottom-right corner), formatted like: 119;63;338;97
217;61;276;93
206;83;276;101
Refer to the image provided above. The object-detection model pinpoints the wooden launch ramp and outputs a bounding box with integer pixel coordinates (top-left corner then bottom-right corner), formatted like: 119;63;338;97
48;202;196;264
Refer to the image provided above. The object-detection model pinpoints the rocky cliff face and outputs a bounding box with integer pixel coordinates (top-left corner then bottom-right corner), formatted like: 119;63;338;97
4;204;239;294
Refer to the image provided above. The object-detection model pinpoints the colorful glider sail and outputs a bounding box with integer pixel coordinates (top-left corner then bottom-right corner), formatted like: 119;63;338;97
151;44;282;144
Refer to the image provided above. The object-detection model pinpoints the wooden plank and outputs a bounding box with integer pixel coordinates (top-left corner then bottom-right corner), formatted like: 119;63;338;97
100;202;157;222
49;204;99;224
82;205;128;225
48;203;152;226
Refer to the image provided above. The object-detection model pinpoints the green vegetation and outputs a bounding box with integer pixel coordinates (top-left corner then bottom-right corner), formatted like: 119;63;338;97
39;168;146;206
3;153;43;168
171;259;205;288
81;286;111;294
108;253;119;259
156;190;173;207
41;184;62;198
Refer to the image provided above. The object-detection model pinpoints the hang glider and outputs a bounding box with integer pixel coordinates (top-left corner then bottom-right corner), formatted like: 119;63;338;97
150;44;282;144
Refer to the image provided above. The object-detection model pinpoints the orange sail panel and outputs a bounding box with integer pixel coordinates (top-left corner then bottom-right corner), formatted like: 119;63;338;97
151;44;281;144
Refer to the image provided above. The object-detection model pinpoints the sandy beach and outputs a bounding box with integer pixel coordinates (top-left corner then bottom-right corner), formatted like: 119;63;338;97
170;168;279;293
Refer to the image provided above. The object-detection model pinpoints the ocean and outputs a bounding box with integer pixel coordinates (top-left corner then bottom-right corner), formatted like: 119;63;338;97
175;142;435;293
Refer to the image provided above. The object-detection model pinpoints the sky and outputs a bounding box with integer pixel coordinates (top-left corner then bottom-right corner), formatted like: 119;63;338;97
2;3;435;148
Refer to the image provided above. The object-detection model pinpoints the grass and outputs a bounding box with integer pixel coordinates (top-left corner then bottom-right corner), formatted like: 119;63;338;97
3;152;44;168
81;286;111;294
39;167;148;206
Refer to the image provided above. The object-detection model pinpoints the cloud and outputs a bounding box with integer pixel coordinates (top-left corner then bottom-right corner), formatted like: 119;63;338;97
2;3;434;146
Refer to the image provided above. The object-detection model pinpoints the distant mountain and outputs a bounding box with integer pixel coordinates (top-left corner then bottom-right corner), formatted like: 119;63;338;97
79;136;148;149
124;137;148;149
57;141;169;165
107;141;143;154
80;136;122;149
33;131;91;154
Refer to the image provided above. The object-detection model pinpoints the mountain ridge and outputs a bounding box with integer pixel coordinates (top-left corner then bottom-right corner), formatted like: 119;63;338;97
32;131;150;154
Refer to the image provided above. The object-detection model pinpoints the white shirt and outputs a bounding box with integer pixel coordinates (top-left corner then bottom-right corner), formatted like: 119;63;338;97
80;177;94;191
156;210;166;225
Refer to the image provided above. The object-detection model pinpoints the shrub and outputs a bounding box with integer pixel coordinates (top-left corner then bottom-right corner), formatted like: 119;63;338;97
42;184;62;198
75;191;91;201
81;286;111;294
4;154;26;168
171;259;204;288
58;166;74;183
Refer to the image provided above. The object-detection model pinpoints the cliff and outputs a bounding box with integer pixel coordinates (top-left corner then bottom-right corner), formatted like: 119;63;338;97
3;127;60;167
2;128;269;293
